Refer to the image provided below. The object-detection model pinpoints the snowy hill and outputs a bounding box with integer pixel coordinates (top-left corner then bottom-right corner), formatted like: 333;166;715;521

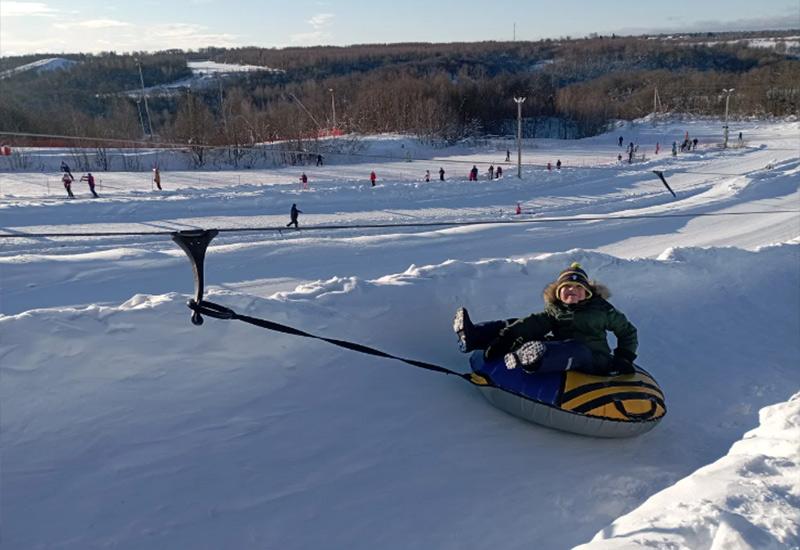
128;59;284;96
1;118;798;549
0;56;79;79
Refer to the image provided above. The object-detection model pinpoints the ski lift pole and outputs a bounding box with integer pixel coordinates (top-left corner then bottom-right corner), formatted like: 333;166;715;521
171;229;221;325
652;170;676;198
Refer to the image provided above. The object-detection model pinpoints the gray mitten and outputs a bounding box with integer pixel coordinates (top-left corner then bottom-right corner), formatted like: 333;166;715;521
504;341;546;372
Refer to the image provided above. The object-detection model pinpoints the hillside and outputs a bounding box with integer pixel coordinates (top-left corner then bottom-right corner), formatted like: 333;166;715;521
1;32;798;146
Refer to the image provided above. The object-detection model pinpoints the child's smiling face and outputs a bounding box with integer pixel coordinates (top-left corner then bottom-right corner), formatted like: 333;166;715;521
558;283;588;304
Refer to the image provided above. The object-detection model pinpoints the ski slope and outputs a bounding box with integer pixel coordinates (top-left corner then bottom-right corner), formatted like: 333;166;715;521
1;118;799;549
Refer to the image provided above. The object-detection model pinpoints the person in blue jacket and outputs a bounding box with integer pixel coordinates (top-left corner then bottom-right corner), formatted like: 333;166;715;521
286;203;302;228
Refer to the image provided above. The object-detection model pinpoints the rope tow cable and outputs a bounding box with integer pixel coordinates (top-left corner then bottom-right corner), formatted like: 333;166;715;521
171;229;481;385
5;209;800;240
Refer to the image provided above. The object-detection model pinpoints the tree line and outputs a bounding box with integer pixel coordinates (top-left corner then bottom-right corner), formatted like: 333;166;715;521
1;32;798;161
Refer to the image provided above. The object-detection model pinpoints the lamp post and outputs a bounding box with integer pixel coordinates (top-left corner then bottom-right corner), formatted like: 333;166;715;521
186;85;193;142
329;88;336;130
135;97;147;138
513;96;526;178
722;88;735;148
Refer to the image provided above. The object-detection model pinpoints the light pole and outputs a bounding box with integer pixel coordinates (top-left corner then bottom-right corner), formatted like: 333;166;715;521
513;96;526;178
722;88;735;148
186;85;193;141
329;88;336;130
135;98;147;138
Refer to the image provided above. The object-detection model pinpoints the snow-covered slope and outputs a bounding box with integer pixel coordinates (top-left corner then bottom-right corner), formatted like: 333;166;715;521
0;57;78;79
125;59;283;96
1;118;798;549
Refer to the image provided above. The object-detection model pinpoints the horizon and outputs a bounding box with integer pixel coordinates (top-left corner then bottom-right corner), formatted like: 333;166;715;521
1;0;798;57
2;29;800;59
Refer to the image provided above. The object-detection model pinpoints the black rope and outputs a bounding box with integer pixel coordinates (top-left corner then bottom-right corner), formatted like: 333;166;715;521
189;299;479;384
1;209;797;239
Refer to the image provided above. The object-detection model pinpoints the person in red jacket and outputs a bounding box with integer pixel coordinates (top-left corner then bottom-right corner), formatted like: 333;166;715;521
62;172;75;198
370;171;377;187
80;172;99;198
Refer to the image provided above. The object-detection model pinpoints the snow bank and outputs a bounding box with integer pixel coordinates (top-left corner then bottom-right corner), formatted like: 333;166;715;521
2;243;798;549
577;393;800;549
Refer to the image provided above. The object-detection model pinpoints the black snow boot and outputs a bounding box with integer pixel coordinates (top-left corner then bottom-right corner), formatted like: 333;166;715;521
453;307;478;353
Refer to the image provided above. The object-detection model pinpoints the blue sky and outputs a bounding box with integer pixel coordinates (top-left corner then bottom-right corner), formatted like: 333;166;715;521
1;0;798;56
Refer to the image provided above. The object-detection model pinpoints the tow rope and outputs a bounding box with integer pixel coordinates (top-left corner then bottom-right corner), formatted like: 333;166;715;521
172;229;489;387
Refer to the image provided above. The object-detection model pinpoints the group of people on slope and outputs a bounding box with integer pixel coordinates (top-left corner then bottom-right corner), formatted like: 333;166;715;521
468;164;505;181
59;161;163;198
60;161;98;199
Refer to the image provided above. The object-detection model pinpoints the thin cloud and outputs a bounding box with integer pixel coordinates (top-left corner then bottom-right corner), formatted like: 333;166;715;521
137;23;240;49
309;13;334;29
1;1;58;17
290;31;328;44
291;12;334;45
2;21;239;54
615;14;800;35
54;19;131;30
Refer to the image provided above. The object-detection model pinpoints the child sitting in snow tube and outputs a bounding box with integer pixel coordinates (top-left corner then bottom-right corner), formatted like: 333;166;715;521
454;263;638;376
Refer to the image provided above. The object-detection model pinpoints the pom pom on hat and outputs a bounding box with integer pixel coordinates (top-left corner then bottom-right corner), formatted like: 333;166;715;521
555;262;593;299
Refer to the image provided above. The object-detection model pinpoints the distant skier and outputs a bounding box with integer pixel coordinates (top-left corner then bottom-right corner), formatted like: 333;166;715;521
439;167;445;181
425;170;430;182
618;136;624;147
316;154;323;166
370;170;377;187
547;162;552;171
153;167;162;190
505;149;511;162
300;172;308;189
60;161;73;179
62;172;75;198
80;172;99;198
692;138;698;150
655;142;660;155
556;159;562;170
488;165;494;179
286;203;302;228
738;131;743;145
469;165;478;181
495;166;502;178
672;141;678;156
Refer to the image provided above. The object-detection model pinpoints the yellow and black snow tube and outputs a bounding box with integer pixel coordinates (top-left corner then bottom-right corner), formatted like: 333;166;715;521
470;353;666;437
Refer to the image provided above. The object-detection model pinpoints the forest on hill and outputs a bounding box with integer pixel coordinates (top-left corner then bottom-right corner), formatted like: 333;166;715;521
1;31;798;156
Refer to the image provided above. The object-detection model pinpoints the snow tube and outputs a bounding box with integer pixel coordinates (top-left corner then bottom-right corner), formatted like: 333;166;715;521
469;352;666;438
